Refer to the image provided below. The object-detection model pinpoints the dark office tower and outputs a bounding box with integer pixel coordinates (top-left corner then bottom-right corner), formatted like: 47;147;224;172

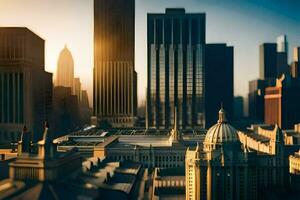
204;44;233;128
259;43;277;79
0;27;52;143
94;0;137;127
146;8;206;129
234;96;244;119
291;47;300;78
277;52;289;76
248;78;276;121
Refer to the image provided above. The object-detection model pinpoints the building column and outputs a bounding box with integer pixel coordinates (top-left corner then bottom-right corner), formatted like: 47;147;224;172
207;161;212;200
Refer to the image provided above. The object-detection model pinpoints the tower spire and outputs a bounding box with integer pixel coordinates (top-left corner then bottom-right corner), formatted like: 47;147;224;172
218;106;227;123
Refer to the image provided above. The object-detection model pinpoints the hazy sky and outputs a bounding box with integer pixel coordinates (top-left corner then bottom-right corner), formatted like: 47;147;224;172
0;0;300;107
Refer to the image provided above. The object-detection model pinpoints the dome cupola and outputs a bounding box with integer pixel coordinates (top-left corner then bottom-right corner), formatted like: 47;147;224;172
204;107;240;151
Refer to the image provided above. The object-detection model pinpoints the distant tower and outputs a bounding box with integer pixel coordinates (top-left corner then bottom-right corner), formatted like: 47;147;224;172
277;35;288;55
56;45;74;89
73;77;82;101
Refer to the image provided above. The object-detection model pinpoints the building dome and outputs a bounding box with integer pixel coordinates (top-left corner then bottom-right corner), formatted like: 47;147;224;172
204;107;239;151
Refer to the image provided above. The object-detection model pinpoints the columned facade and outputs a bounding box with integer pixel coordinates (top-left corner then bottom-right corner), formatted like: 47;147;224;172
0;27;52;143
147;8;205;130
93;0;137;127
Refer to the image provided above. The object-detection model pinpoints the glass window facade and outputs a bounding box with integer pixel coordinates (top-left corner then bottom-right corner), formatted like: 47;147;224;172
147;8;206;129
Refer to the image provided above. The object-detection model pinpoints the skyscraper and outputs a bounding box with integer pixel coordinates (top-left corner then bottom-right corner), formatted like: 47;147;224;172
291;47;300;78
234;96;244;119
55;45;74;89
265;75;300;129
248;78;276;121
294;47;300;62
0;27;53;143
73;77;81;101
204;44;233;128
94;0;137;127
259;43;277;79
277;35;288;54
146;8;206;129
277;35;289;76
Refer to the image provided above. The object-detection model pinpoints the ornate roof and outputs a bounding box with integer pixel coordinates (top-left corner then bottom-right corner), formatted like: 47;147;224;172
204;107;239;148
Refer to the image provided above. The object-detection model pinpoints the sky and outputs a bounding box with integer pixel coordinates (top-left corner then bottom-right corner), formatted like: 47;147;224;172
0;0;300;109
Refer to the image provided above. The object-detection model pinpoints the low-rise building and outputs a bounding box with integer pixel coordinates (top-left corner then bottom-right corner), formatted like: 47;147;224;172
0;123;147;200
289;150;300;191
93;116;205;168
152;167;185;200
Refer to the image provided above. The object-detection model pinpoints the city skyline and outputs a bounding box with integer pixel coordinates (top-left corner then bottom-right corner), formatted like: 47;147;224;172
0;0;300;109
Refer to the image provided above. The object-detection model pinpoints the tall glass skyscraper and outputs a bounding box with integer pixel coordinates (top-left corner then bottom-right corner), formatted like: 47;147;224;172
146;8;206;129
94;0;137;127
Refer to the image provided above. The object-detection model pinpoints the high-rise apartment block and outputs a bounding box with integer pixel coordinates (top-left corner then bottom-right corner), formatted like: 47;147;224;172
146;8;206;129
0;27;52;143
94;0;137;127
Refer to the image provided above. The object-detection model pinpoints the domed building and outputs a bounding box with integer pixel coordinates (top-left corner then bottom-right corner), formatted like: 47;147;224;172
186;107;258;200
55;45;74;88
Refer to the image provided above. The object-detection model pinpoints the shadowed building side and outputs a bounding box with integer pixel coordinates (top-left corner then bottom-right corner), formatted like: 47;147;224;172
0;27;52;143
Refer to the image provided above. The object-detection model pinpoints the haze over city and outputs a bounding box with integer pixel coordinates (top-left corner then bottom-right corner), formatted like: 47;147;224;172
1;0;300;108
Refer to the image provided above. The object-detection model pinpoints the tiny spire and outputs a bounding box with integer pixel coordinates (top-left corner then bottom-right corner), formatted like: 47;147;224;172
44;120;49;129
195;142;200;151
218;106;227;123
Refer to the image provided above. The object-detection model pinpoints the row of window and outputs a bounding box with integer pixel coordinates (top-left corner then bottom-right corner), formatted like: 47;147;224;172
0;72;24;123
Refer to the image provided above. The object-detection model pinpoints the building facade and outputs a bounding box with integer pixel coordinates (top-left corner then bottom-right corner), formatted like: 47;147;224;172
234;96;244;119
291;47;300;78
186;108;289;200
55;45;74;89
289;150;300;191
73;77;81;101
248;78;276;121
259;43;277;79
264;75;300;129
94;0;137;127
186;108;258;200
277;35;288;54
0;27;52;143
204;44;233;128
146;8;206;129
51;86;80;138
